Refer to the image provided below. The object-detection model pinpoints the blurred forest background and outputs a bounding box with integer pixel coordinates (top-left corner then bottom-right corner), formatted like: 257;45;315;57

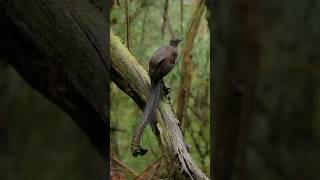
0;67;105;179
1;0;319;179
0;0;106;180
214;0;320;180
110;0;210;178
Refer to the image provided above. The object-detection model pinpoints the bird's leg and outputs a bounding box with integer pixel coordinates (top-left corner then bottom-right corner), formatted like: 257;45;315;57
185;143;192;152
163;86;171;95
161;79;171;95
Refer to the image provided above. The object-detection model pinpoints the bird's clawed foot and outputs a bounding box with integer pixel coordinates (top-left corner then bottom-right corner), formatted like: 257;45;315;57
185;143;192;152
163;86;171;95
131;146;148;157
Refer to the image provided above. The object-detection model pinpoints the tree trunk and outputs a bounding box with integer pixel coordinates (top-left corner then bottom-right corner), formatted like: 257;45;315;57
0;0;108;158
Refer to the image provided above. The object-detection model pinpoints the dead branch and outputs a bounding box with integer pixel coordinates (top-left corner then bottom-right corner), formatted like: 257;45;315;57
135;159;163;180
111;156;139;177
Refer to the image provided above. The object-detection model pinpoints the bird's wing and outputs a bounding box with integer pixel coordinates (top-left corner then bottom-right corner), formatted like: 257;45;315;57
149;46;178;79
149;46;172;69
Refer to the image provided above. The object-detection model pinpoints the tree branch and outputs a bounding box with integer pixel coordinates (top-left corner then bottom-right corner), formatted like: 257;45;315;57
125;0;130;50
177;0;205;131
111;156;139;177
110;30;209;179
180;0;184;36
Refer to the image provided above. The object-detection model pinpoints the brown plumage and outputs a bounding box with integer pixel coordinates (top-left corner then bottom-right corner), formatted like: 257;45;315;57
131;38;182;157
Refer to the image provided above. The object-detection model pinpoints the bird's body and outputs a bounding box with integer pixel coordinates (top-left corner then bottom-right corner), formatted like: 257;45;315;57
149;45;179;80
131;38;182;157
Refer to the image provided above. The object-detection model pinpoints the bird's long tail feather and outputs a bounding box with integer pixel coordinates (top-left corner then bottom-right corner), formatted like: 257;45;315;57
131;79;161;157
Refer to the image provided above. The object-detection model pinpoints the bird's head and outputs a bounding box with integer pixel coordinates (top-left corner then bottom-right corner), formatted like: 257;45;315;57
170;38;182;47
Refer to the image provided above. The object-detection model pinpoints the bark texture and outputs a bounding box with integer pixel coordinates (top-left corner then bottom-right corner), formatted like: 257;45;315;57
0;0;108;158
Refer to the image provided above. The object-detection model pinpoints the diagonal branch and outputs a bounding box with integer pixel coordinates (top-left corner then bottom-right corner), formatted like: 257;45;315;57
111;156;139;177
135;159;162;180
110;30;209;179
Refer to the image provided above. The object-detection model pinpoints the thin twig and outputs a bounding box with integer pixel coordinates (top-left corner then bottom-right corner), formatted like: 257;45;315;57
140;8;148;45
165;12;176;38
161;0;169;37
134;159;163;180
180;0;183;36
125;0;130;50
111;156;139;177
